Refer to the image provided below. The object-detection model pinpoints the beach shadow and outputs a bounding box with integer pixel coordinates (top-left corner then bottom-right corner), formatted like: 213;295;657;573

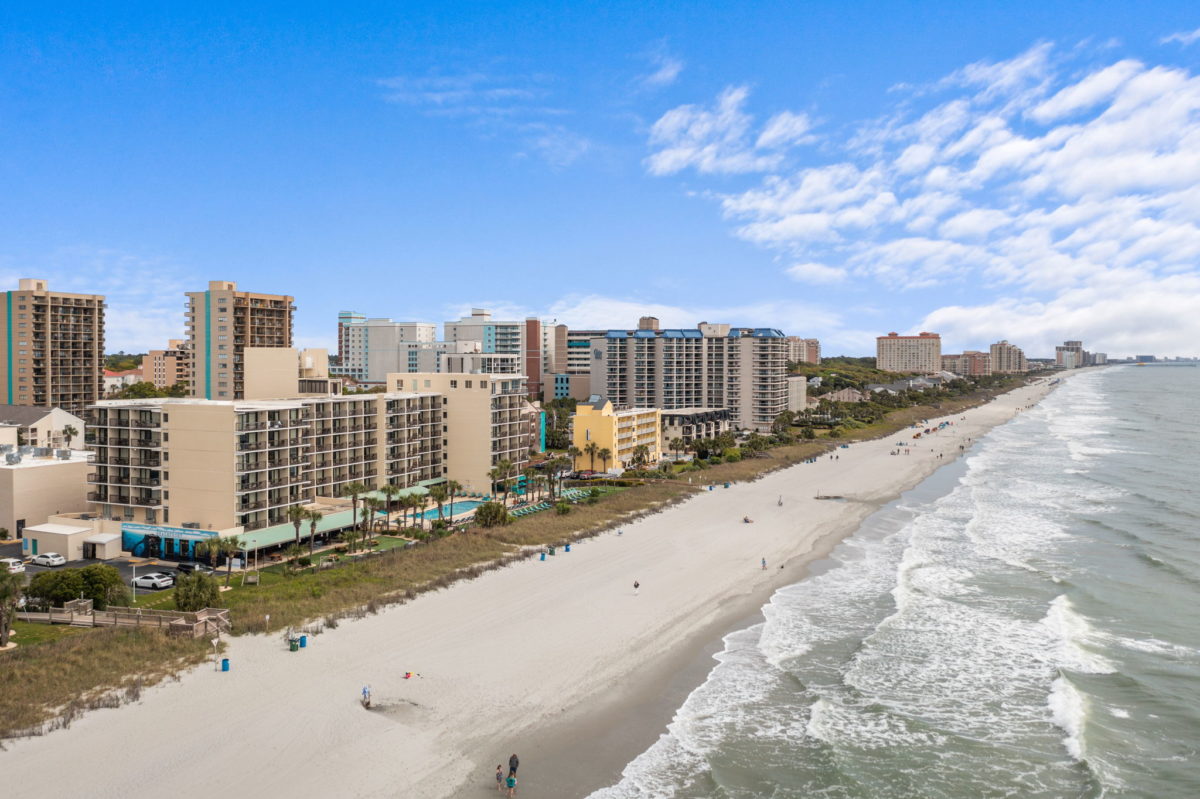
361;697;423;719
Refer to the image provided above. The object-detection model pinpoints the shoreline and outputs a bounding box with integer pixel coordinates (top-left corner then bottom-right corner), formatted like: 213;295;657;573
0;375;1068;799
491;376;1067;799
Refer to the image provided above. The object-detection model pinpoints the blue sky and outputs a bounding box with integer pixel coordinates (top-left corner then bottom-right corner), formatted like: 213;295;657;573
3;2;1199;358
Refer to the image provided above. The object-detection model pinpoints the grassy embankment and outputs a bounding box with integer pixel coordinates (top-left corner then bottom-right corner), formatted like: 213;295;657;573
0;627;211;741
1;378;1027;740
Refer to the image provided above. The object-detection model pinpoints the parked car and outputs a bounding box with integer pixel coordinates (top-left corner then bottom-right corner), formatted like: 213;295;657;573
131;572;175;590
0;557;24;574
31;552;67;567
175;562;214;576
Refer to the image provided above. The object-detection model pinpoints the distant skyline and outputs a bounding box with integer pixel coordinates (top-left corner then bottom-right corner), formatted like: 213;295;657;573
3;3;1199;357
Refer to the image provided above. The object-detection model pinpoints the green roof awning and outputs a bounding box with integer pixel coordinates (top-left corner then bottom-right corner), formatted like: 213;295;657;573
237;508;357;551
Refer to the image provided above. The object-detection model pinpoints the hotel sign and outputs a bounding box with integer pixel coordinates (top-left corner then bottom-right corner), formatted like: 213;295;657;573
121;522;216;542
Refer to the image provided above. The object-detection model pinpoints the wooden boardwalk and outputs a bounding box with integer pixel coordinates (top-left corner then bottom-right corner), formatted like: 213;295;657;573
18;599;230;638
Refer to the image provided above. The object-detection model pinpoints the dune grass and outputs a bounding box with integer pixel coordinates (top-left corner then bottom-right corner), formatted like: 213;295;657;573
0;628;211;741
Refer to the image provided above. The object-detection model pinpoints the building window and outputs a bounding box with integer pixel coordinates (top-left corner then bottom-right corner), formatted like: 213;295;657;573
450;380;457;388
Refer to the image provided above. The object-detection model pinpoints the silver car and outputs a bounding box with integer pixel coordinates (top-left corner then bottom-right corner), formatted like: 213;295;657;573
31;552;67;567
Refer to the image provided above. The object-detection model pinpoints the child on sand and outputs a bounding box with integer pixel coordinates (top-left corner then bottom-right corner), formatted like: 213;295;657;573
496;765;504;792
506;773;517;796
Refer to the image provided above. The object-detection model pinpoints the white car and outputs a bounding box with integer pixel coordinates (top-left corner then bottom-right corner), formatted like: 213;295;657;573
0;557;25;574
31;552;67;567
131;572;174;590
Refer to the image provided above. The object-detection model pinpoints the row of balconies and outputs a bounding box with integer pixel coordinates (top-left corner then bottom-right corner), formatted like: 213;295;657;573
87;492;161;507
87;474;160;487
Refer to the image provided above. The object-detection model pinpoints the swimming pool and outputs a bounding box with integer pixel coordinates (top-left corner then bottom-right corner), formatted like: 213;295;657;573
418;500;484;520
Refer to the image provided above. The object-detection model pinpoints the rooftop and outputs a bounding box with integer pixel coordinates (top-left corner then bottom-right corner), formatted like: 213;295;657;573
0;450;90;469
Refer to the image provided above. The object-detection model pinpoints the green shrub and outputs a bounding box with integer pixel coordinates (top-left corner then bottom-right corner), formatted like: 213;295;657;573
297;556;312;568
174;572;220;612
26;563;129;610
474;501;510;528
725;453;741;463
555;502;571;515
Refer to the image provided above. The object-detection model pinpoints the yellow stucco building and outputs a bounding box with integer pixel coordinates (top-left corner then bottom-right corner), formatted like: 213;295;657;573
571;396;661;472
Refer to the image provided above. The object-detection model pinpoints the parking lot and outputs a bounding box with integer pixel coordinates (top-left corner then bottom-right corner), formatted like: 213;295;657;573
0;540;196;589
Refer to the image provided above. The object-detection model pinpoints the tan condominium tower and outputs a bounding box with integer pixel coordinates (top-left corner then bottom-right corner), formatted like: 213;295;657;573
186;281;294;400
0;278;105;413
990;340;1028;374
877;331;942;374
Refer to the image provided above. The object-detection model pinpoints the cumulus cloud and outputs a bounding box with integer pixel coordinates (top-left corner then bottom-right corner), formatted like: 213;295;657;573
646;42;1200;354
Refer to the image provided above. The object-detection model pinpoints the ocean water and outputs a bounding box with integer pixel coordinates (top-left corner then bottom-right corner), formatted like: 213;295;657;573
591;366;1200;799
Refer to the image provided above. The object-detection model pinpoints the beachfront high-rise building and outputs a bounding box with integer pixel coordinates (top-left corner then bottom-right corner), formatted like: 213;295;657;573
1056;340;1087;369
86;392;442;540
444;309;550;399
570;396;661;472
186;281;294;400
876;332;942;374
336;310;366;360
990;340;1028;374
387;372;529;494
941;351;991;377
588;323;789;432
786;337;821;364
333;314;438;384
142;339;190;390
0;278;105;413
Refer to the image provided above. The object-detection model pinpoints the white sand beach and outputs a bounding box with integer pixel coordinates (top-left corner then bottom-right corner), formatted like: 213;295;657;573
1;378;1059;799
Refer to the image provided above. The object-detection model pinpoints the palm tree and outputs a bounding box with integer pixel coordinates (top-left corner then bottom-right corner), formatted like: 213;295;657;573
62;424;79;449
306;509;322;558
585;441;599;471
444;479;462;517
428;485;449;523
342;481;369;535
286;504;308;548
0;569;23;648
495;459;514;506
567;445;582;472
632;444;650;468
195;537;222;571
670;438;685;459
380;483;401;528
598;447;612;473
361;499;381;538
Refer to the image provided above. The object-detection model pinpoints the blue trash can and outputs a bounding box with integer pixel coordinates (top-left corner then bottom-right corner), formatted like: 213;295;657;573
540;552;546;561
564;544;571;553
299;635;307;649
221;658;230;672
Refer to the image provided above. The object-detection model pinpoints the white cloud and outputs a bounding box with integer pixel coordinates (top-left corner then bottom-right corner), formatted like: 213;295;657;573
645;86;819;176
1161;28;1200;46
786;262;846;284
756;111;815;149
379;70;591;166
640;53;685;89
0;246;196;352
645;41;1200;353
646;86;783;175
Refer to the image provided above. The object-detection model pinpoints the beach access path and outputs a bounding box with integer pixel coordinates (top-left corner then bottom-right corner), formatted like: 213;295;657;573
1;378;1059;799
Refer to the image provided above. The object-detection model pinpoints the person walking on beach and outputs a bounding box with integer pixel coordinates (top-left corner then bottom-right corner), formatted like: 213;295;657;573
509;753;520;779
506;773;517;797
633;580;640;596
761;557;767;570
496;765;504;792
